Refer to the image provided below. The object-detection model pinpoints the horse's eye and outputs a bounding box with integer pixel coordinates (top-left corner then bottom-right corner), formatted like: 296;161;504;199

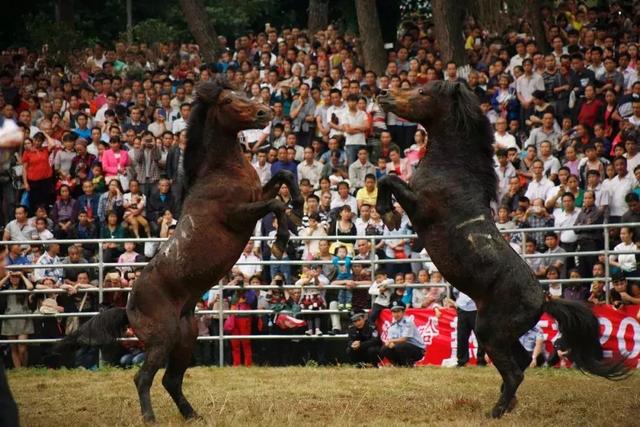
223;98;233;104
419;89;425;95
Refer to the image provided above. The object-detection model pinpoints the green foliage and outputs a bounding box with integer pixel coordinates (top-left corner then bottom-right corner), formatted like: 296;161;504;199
123;19;180;44
24;13;83;64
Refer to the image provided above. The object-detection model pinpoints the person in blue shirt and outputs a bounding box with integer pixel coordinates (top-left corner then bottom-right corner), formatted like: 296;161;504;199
72;113;92;140
379;300;424;366
270;146;298;182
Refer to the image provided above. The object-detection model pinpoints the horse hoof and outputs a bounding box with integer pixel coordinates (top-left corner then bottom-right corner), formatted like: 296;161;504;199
489;404;506;419
271;244;285;259
382;211;401;230
142;414;157;424
184;410;202;421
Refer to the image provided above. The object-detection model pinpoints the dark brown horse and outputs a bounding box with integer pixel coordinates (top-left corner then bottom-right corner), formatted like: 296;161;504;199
59;80;301;422
376;81;628;418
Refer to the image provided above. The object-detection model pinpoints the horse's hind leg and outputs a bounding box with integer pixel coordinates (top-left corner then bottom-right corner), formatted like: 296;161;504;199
476;314;524;418
133;340;172;423
162;315;199;420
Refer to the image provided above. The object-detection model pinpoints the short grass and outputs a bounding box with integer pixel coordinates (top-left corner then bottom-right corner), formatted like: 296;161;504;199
8;366;639;426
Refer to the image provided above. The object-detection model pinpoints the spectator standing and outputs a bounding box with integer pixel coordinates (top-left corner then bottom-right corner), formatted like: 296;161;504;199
101;137;130;191
608;157;636;222
21;132;54;214
297;146;323;189
289;83;316;148
146;178;176;235
132;131;161;200
348;147;376;191
341;94;368;165
455;291;485;367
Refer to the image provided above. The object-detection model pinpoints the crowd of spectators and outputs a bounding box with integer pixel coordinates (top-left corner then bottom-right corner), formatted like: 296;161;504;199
2;0;640;369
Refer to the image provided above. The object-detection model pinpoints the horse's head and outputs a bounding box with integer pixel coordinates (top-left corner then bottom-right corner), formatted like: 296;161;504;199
378;81;479;131
194;80;272;132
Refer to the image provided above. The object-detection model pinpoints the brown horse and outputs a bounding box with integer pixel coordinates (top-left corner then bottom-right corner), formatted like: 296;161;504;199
59;79;301;422
376;81;628;418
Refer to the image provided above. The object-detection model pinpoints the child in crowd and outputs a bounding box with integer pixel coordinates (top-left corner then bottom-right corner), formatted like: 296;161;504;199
332;245;353;310
300;287;325;336
91;163;107;194
120;326;145;367
368;269;393;323
117;242;140;277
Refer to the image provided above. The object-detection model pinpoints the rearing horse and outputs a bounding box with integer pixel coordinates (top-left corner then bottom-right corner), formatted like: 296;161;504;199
376;81;628;418
60;80;301;422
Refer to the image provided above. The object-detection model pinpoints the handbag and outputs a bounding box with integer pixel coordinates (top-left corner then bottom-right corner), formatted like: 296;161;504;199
223;314;236;333
65;293;88;335
20;191;29;209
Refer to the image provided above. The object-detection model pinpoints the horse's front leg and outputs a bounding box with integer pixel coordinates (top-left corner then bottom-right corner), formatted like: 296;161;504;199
228;198;291;259
262;170;303;209
376;175;418;230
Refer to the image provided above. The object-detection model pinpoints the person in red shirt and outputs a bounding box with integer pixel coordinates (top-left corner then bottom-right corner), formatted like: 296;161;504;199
21;132;55;214
576;84;604;129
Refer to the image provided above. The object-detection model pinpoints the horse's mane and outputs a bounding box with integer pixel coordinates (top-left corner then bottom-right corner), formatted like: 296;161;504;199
429;80;498;205
184;77;236;190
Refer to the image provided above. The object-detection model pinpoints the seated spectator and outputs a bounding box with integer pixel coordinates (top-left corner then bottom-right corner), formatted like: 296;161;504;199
117;242;140;277
99;211;127;263
540;232;567;279
33;243;63;284
609;226;638;278
97;179;124;224
62;245;92;285
355;175;378;210
587;280;607;306
386;147;412;182
120;327;145;368
0;270;35;368
91;163;107;194
33;218;54;241
610;271;640;309
379;300;424;367
2;205;35;244
520;198;554;251
348;147;376;191
76;180;100;222
328;205;357;248
330;181;357;213
523;239;545;278
563;269;589;301
69;210;98;259
51;185;79;239
147;178;176;236
299;213;327;260
123;180;150;238
346;309;382;367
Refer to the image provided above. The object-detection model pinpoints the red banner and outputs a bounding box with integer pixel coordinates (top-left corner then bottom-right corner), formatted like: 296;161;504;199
376;305;640;368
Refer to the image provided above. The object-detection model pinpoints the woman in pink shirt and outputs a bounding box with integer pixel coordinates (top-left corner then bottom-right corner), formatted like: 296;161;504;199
386;147;413;182
102;137;130;190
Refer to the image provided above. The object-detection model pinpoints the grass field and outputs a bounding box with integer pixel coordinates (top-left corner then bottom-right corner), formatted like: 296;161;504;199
8;366;639;426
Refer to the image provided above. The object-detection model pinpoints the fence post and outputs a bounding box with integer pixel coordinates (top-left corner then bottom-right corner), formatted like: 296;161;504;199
604;224;610;304
370;236;376;308
98;239;104;368
520;231;526;256
218;285;224;367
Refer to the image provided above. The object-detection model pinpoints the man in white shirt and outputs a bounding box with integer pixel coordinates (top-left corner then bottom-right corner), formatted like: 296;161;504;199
608;157;637;221
348;147;376;190
171;103;191;133
233;242;262;280
538;141;561;182
625;136;640;174
495;149;517;201
326;89;345;138
297;147;323;188
330;181;358;213
516;58;545;119
554;193;580;269
340;94;368;165
525;160;555;202
252;150;271;186
493;118;517;151
508;40;529;76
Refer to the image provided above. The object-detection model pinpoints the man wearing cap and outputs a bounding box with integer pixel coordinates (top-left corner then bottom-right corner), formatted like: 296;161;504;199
346;309;382;367
379;300;424;366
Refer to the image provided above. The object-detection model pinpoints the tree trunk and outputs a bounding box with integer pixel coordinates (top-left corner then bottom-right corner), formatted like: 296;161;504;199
432;0;469;65
308;0;329;36
355;0;386;76
471;0;508;35
179;0;220;64
54;0;74;27
525;0;548;54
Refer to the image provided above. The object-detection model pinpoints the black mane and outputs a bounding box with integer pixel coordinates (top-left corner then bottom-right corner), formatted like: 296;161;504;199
184;77;236;190
428;80;497;206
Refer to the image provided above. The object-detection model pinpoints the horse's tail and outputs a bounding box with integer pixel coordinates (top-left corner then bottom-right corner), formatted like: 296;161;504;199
543;298;629;380
55;307;129;351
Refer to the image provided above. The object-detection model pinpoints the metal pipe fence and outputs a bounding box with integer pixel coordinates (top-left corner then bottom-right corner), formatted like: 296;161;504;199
1;221;639;367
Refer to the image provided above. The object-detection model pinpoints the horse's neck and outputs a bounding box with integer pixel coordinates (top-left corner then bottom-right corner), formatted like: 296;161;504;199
204;137;244;169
